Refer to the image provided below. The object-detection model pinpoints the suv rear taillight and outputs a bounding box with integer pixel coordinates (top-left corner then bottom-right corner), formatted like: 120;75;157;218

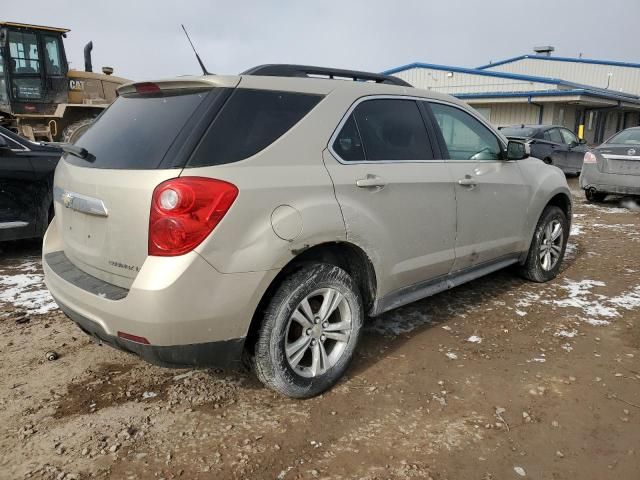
149;177;238;256
583;151;597;164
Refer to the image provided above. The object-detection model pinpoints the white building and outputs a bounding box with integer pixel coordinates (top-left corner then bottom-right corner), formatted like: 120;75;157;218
384;54;640;145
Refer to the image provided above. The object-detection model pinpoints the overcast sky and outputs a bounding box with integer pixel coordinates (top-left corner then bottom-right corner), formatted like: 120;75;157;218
4;0;639;81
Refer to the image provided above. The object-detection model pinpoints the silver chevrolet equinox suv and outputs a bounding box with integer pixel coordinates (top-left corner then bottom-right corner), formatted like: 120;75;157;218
43;65;572;398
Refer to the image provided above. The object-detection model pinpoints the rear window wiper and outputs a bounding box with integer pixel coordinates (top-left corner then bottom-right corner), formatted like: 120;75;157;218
61;144;95;162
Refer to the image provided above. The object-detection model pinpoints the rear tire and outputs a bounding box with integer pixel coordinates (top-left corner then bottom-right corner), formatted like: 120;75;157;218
585;188;607;203
254;263;363;398
519;206;568;283
61;118;94;143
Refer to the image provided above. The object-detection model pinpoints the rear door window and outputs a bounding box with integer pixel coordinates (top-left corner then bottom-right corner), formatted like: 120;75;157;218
352;99;433;161
188;89;323;167
68;89;213;169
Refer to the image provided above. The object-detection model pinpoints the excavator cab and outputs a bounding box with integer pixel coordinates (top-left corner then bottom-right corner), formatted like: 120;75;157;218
0;21;128;142
0;22;69;116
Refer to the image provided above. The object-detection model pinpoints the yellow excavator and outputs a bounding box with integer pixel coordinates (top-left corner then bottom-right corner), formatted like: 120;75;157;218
0;21;130;142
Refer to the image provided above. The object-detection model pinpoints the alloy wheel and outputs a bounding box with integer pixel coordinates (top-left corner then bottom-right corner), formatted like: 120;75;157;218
539;219;563;271
284;288;352;378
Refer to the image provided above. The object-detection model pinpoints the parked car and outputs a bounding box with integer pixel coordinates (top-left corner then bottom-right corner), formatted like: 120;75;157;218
0;126;62;241
499;124;588;175
43;65;572;398
580;126;640;202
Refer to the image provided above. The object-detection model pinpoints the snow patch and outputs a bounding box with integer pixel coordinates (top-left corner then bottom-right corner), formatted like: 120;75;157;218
609;286;640;310
555;329;578;338
570;224;584;236
0;266;57;315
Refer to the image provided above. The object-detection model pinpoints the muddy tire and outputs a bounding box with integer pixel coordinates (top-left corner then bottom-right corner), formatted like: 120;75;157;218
585;188;607;203
519;206;569;283
61;118;94;143
254;263;363;398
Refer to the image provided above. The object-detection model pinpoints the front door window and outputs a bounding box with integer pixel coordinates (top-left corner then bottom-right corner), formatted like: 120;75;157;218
429;102;501;160
8;31;40;74
8;30;42;100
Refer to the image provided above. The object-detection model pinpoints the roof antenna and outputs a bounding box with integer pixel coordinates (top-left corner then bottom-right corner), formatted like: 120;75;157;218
181;24;210;75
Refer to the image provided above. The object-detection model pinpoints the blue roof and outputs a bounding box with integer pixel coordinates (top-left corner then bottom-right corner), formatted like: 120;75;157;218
381;62;640;104
477;54;640;70
382;62;569;86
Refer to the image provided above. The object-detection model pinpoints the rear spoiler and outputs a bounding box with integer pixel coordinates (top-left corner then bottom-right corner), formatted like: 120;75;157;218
117;76;240;95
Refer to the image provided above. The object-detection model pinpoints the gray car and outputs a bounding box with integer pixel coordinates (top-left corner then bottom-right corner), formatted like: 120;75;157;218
499;124;588;175
580;127;640;202
43;65;572;398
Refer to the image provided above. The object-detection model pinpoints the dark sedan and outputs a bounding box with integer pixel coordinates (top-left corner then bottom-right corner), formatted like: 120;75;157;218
0;126;62;241
580;126;640;202
499;124;588;175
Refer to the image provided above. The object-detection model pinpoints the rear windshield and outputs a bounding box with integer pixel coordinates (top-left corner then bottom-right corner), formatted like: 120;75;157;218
500;127;537;138
66;90;211;169
188;89;323;167
606;128;640;145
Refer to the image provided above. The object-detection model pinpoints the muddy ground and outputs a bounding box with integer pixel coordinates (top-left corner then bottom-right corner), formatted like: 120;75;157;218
1;177;639;480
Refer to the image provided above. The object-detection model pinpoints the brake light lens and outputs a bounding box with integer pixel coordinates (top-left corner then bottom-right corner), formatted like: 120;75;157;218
134;82;161;94
584;151;597;164
149;177;238;256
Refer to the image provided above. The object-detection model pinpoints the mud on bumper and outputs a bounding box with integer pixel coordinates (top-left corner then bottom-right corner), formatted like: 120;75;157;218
56;298;245;369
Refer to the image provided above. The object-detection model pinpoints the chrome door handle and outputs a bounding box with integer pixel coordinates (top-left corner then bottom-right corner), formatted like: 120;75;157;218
356;175;386;188
458;178;477;187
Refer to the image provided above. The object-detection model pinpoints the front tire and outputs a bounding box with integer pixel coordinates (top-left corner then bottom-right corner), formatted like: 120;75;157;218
254;263;363;398
519;206;568;283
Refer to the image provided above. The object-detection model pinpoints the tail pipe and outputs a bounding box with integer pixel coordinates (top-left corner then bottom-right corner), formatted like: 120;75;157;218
84;41;93;73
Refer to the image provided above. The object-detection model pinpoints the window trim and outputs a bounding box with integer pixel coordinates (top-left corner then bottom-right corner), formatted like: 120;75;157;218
0;132;29;152
422;99;508;162
328;95;445;165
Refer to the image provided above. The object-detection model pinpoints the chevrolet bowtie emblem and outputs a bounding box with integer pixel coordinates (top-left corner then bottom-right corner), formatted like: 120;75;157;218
61;192;74;208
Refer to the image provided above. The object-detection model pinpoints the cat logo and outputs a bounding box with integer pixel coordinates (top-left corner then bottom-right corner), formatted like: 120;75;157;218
69;79;85;91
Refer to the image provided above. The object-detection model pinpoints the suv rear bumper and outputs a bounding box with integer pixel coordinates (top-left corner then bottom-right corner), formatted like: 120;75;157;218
580;164;640;196
56;297;245;368
43;223;278;368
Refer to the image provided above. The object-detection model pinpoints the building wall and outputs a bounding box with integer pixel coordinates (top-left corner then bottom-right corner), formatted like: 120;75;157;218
393;68;557;95
483;58;640;96
469;103;540;127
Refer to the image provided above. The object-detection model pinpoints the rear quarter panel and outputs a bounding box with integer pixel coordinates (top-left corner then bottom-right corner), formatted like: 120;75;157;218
189;87;354;274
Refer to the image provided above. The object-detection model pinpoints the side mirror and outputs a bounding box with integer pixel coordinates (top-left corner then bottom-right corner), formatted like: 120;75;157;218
579;138;587;145
506;140;530;160
569;141;578;148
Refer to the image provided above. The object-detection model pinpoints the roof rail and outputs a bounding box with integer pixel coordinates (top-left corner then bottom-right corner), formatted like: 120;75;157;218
241;64;412;87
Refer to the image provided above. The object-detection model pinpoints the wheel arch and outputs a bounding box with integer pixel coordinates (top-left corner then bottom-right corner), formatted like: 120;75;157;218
243;241;377;356
521;189;572;264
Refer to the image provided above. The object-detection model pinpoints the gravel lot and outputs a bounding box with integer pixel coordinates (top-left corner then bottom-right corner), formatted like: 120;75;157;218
1;177;639;480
